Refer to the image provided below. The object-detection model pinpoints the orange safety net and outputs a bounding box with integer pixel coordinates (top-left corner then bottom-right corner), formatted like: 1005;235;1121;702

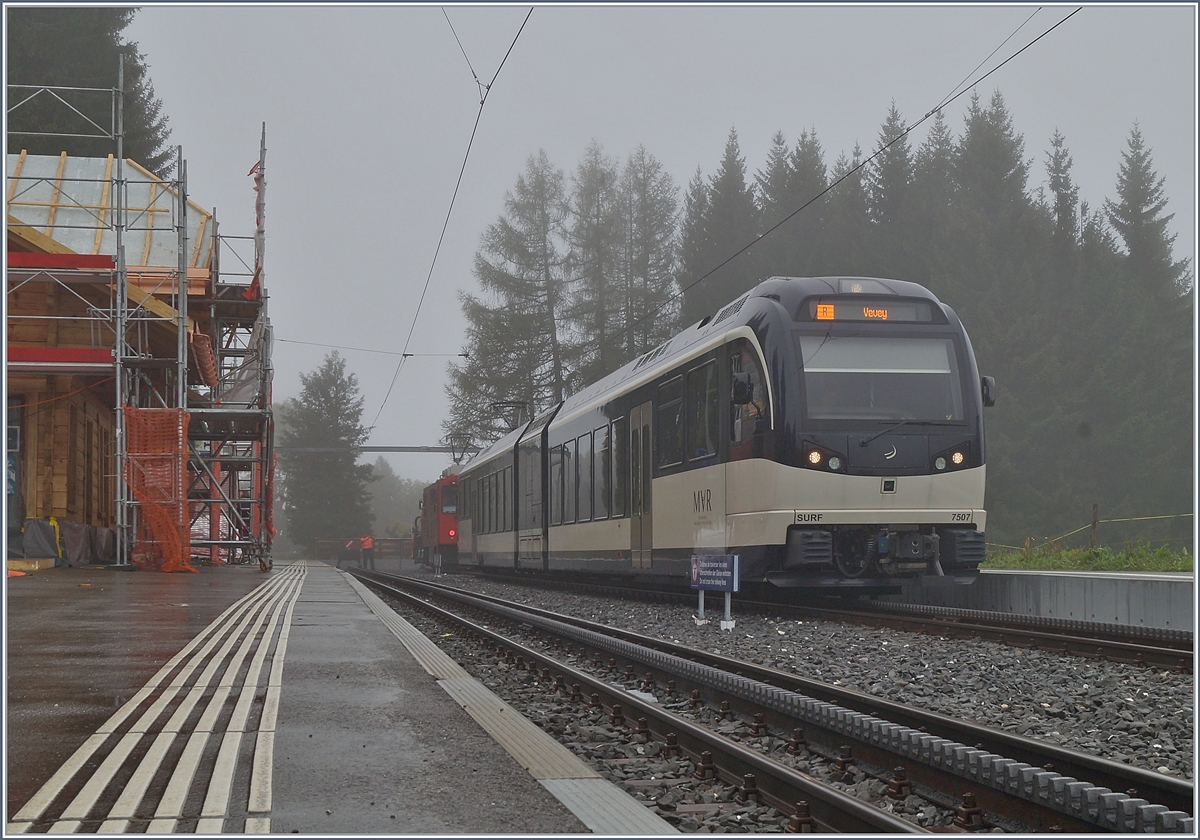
190;332;220;389
124;406;196;573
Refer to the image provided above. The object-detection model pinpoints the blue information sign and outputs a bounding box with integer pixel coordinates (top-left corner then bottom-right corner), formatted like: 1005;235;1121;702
690;554;740;592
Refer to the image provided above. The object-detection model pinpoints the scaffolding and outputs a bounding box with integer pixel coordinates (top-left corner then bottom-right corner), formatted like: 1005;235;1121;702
6;61;274;570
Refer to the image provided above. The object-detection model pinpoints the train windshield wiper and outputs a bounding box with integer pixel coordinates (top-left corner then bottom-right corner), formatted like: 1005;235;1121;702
858;419;947;447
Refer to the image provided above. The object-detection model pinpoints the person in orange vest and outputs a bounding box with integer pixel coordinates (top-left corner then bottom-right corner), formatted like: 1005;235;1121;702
360;534;376;570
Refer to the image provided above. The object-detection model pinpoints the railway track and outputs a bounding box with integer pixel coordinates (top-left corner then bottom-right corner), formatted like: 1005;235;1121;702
454;567;1194;673
357;570;1195;833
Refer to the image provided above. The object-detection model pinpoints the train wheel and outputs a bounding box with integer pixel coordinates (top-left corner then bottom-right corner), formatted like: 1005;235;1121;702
834;547;873;578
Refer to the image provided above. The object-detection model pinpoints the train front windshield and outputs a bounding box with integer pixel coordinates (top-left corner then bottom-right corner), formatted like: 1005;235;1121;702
797;334;965;422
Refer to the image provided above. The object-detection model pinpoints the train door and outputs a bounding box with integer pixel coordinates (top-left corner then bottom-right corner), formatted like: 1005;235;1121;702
630;401;653;569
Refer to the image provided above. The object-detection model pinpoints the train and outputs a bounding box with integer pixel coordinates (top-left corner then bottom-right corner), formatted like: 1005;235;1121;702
412;473;458;567
430;276;995;591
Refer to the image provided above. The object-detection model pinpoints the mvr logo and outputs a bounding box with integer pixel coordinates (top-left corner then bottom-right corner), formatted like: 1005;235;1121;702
693;489;712;513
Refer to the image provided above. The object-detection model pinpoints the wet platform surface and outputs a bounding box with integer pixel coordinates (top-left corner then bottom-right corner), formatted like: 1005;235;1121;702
5;559;672;834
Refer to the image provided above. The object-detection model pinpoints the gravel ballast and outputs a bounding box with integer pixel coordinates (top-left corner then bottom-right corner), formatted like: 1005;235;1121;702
412;573;1194;783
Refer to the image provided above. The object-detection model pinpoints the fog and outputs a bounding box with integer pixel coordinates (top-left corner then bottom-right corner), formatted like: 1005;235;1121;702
126;4;1197;482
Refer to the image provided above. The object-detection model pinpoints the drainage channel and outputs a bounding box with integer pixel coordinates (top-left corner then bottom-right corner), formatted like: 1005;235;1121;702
360;572;1193;833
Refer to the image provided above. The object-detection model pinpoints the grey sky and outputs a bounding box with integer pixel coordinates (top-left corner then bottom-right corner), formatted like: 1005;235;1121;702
125;3;1197;483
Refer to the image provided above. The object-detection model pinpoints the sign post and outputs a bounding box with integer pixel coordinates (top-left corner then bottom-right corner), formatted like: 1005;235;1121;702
690;554;740;630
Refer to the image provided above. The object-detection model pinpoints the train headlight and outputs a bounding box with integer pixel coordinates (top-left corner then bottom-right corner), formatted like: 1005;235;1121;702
449;529;456;538
804;442;846;472
931;443;971;473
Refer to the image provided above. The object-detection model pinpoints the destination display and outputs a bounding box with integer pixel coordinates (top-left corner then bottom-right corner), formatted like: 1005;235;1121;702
809;299;933;323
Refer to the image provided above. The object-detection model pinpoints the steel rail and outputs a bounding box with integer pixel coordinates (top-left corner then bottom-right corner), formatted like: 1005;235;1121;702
361;570;1194;833
359;574;926;833
397;572;1194;817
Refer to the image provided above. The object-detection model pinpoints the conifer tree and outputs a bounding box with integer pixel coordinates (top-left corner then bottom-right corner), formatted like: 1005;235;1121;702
7;7;173;174
1104;124;1193;298
1045;130;1080;245
867;103;917;278
867;103;914;228
564;141;622;388
615;145;680;361
753;131;795;278
822;144;871;275
786;128;830;277
679;129;758;324
910;109;957;287
676;167;712;323
445;151;569;444
277;353;374;550
368;458;427;539
955;90;1030;220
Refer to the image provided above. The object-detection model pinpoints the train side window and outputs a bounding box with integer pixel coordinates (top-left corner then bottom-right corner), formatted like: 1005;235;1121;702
577;432;592;522
730;339;768;450
495;470;503;532
630;422;641;515
550;446;563;526
502;466;511;532
490;472;498;534
612;418;627;517
481;474;489;534
487;473;495;534
686;360;719;461
656;376;683;467
593;425;610;520
563;438;576;523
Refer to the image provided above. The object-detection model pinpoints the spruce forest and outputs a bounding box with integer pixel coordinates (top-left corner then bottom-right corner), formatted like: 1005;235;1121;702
446;90;1194;553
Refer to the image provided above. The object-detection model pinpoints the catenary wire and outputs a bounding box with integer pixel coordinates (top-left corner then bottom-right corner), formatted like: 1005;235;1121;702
371;7;533;430
444;7;483;100
931;6;1042;115
276;337;465;357
634;6;1082;337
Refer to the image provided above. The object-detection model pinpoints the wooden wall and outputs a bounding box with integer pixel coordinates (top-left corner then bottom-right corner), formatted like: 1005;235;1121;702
10;374;114;527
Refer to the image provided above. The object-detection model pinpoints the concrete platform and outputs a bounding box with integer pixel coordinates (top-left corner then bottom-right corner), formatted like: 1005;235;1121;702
5;559;675;834
897;569;1195;630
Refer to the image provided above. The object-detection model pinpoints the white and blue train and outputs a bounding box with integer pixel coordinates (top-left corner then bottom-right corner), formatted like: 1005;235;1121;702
452;276;995;590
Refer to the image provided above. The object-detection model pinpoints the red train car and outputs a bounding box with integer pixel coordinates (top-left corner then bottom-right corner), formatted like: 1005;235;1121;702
414;473;458;567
